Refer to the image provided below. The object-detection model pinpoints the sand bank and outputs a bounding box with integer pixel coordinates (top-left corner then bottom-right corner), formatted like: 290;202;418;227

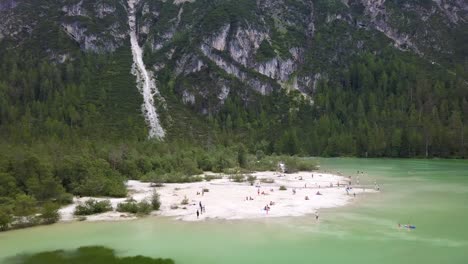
59;171;378;222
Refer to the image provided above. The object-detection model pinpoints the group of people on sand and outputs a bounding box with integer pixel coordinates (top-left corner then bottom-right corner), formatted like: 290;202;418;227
263;201;276;214
258;188;275;195
192;172;371;220
345;186;356;197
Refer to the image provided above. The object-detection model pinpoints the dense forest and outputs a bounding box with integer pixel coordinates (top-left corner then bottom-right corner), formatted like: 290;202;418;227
2;39;466;158
208;49;468;158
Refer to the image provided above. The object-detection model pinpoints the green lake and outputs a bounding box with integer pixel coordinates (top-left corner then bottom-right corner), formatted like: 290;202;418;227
1;158;467;264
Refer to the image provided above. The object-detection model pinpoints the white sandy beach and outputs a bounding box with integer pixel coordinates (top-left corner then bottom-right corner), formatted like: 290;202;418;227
59;171;378;222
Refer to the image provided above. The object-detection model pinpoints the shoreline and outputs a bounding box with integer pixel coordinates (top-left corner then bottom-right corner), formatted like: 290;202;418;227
59;171;379;223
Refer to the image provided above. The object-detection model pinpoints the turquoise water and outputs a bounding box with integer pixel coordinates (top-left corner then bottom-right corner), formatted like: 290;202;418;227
1;158;467;264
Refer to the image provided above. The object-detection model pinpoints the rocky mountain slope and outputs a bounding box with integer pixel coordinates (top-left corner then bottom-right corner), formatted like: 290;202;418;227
2;1;466;99
0;0;467;144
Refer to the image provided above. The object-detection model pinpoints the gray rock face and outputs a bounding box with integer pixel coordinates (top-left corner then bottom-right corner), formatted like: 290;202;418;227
432;0;468;23
59;0;128;52
200;43;275;96
62;0;87;17
96;3;116;19
0;0;17;11
60;20;125;52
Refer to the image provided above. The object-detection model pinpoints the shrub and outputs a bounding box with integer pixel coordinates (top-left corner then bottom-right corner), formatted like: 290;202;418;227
141;172;167;186
117;199;153;215
248;156;319;173
39;202;60;224
237;145;247;168
56;193;74;205
255;150;265;161
74;199;112;216
204;174;222;181
202;188;209;193
197;155;214;171
0;208;12;231
279;186;287;191
151;190;161;211
137;200;152;215
260;178;275;184
116;199;139;214
256;40;277;62
170;204;179;210
212;154;236;173
229;174;245;183
247;175;257;186
179;157;203;175
248;156;279;171
181;196;189;205
284;157;318;173
164;173;204;183
59;158;127;198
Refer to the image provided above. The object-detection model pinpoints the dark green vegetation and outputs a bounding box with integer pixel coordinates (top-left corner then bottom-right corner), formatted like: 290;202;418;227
200;52;468;158
7;246;174;264
150;190;161;211
117;198;152;215
74;199;113;216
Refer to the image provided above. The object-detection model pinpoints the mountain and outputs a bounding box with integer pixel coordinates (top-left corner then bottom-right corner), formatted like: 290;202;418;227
0;0;467;157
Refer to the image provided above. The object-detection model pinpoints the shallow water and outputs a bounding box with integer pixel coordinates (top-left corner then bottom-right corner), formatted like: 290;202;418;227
1;158;467;264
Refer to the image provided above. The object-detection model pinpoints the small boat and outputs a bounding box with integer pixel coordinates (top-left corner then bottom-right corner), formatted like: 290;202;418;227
404;225;416;229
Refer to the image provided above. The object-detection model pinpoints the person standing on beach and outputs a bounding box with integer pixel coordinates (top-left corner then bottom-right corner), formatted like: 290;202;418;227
196;210;199;219
315;212;319;220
